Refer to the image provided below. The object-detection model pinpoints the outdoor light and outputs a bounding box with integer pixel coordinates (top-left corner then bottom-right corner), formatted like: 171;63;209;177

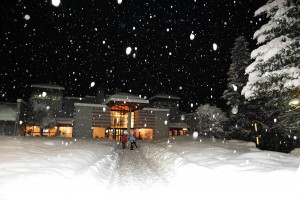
289;98;300;106
254;123;259;145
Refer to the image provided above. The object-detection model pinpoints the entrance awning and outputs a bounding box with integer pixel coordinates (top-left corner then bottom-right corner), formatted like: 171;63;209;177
103;93;149;111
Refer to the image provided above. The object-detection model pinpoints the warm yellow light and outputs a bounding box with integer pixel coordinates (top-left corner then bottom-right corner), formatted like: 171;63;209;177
254;123;258;132
289;98;300;106
256;136;259;145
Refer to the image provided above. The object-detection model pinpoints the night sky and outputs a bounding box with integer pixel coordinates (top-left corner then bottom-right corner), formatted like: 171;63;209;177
1;0;266;112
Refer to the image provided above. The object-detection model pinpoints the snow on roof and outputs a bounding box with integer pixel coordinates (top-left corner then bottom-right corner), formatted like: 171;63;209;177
64;96;87;101
31;84;65;90
143;107;170;112
149;94;180;101
74;103;107;108
103;93;149;104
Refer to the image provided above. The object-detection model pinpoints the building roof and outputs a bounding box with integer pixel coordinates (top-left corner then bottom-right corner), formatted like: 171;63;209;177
103;92;149;111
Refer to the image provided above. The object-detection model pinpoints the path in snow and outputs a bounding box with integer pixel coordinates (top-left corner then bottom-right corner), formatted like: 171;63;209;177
108;143;170;192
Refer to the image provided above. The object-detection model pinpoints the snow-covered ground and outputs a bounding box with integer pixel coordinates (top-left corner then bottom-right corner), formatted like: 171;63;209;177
0;135;299;200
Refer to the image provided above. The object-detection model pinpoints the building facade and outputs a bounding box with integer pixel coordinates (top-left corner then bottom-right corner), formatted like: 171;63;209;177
0;84;190;140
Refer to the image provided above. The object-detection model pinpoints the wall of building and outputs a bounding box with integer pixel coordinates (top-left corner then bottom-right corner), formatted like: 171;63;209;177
74;104;93;138
92;107;110;127
134;110;155;129
74;103;109;138
141;108;170;139
16;99;29;136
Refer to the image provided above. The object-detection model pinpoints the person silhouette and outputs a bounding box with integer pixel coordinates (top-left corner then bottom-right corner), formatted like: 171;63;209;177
129;133;138;150
121;134;128;149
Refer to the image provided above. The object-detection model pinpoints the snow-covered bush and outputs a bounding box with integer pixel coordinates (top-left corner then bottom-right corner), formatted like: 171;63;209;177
196;104;228;138
290;148;300;157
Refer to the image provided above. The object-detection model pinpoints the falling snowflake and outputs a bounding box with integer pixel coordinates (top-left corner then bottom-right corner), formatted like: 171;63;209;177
117;0;122;4
90;82;95;87
126;47;132;55
213;43;218;51
51;0;61;7
24;14;30;20
190;33;195;40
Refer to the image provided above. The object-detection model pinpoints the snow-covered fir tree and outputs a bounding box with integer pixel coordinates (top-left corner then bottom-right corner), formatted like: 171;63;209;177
222;36;252;140
242;0;300;140
28;99;55;136
196;104;228;138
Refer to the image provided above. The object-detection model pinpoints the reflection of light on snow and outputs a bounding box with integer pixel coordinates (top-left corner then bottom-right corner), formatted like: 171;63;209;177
52;0;60;7
24;14;30;20
190;32;195;40
213;43;218;51
126;47;132;55
90;82;95;87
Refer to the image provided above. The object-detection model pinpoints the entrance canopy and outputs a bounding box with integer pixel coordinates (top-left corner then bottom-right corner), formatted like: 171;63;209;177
103;93;149;111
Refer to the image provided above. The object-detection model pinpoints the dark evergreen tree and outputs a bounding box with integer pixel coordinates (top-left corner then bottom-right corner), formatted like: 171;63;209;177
222;36;252;140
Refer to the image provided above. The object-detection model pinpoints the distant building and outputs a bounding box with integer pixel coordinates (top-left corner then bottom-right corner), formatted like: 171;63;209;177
0;99;28;136
0;84;191;140
149;94;189;136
